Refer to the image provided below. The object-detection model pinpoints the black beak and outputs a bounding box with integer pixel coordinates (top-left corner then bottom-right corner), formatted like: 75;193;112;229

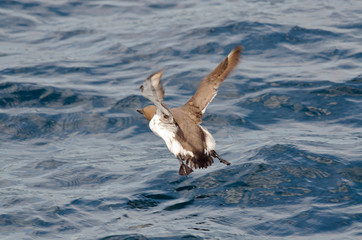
136;109;143;114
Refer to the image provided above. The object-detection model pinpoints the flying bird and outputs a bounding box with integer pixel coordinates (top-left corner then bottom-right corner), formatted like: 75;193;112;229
138;46;243;176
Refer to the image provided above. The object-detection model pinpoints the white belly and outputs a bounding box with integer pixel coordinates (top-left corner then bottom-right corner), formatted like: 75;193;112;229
199;125;216;154
149;114;194;157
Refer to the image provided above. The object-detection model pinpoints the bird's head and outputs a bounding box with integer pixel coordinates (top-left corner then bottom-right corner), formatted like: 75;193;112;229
137;105;157;121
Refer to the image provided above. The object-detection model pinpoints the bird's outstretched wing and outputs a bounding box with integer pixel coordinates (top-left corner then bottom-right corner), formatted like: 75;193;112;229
140;70;173;121
183;46;243;122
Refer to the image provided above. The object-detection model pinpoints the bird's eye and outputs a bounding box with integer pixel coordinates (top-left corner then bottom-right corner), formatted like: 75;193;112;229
163;114;169;120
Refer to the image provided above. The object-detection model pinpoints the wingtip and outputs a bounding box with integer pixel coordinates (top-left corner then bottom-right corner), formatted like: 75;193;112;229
147;69;165;80
235;45;244;52
228;46;243;59
226;45;243;70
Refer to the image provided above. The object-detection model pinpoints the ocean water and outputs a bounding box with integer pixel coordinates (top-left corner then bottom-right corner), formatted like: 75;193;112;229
0;0;361;239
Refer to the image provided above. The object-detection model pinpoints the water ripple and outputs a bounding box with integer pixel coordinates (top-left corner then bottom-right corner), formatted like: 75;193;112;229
0;0;361;239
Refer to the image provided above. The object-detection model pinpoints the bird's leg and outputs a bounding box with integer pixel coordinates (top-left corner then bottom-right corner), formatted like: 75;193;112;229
177;154;193;176
211;150;231;165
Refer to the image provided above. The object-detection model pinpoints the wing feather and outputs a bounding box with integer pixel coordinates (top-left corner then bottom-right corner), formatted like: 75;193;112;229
140;70;173;121
183;46;243;122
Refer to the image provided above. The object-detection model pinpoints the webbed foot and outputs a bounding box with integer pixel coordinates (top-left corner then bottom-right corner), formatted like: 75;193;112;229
211;150;231;165
179;163;193;176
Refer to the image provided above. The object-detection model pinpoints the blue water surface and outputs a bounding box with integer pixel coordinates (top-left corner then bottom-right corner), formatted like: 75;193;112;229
0;0;361;239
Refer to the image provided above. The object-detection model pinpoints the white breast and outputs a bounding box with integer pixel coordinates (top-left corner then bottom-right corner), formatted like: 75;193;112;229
149;113;194;157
